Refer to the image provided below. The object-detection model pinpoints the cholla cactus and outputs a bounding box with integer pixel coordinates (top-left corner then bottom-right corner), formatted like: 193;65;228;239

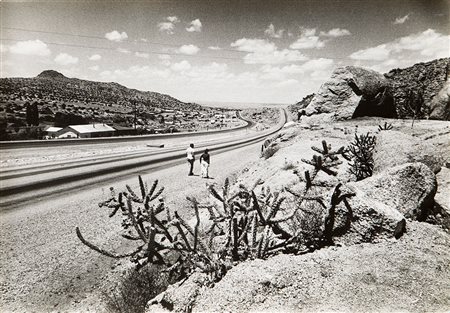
77;140;357;287
76;176;227;282
285;140;355;249
205;178;299;260
347;133;376;181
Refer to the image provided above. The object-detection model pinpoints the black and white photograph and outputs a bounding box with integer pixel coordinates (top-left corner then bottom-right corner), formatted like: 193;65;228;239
0;0;449;312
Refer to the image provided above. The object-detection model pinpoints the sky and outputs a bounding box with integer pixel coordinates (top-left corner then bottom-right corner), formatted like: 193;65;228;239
1;0;449;104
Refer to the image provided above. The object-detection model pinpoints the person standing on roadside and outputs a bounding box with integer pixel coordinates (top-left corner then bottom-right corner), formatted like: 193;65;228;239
186;143;195;176
199;149;210;178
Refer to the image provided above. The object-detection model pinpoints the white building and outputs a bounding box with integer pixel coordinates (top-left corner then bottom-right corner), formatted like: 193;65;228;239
56;124;115;138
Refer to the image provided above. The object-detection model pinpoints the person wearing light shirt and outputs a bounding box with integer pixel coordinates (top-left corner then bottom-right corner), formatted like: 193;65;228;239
186;143;195;176
199;149;210;178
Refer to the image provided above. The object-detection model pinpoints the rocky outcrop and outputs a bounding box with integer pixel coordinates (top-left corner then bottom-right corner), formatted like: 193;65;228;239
373;130;444;174
148;222;450;313
299;58;449;122
304;66;395;121
384;58;449;120
429;80;450;120
288;93;314;115
350;163;437;221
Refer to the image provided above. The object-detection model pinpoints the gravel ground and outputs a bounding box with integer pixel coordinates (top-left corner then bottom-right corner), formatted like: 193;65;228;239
0;140;261;312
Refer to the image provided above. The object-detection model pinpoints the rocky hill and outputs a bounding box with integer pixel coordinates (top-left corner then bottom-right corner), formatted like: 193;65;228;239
385;58;449;120
0;70;215;140
0;70;202;112
293;58;449;122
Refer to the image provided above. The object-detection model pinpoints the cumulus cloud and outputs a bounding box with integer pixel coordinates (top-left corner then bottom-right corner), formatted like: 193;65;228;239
158;16;180;34
231;38;307;64
105;30;128;42
261;58;334;81
8;40;51;56
320;28;351;37
171;60;192;72
350;29;449;63
394;29;449;57
290;28;325;49
394;14;410;24
350;44;391;61
208;46;221;50
89;54;101;61
264;23;284;38
167;16;179;23
231;38;276;53
186;19;202;32
54;53;79;65
177;44;200;55
244;49;308;65
135;52;150;58
89;65;100;71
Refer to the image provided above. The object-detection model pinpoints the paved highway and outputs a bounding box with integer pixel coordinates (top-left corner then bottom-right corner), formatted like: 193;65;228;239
0;109;286;208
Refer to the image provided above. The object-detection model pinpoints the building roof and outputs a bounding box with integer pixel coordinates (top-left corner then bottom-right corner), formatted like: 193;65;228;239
68;124;115;134
46;127;63;132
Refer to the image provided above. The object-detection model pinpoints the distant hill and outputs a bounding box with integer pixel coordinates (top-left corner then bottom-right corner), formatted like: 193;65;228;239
0;70;217;140
0;70;202;112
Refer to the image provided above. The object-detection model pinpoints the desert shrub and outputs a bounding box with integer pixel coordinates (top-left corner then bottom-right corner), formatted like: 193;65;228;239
104;264;172;313
347;132;376;181
261;143;279;159
282;159;296;170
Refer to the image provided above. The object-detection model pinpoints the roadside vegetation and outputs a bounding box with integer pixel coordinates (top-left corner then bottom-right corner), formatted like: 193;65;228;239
75;128;388;312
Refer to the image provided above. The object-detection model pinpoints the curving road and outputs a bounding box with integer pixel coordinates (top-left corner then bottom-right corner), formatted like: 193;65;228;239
0;109;286;208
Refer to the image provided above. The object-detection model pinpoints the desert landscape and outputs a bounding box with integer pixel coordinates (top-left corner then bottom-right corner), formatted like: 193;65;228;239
1;1;449;313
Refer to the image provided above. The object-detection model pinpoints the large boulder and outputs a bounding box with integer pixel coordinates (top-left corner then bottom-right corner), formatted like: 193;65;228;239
373;130;444;174
304;66;395;121
435;167;450;215
155;222;450;313
350;163;437;221
333;183;406;245
429;80;450;120
432;167;450;230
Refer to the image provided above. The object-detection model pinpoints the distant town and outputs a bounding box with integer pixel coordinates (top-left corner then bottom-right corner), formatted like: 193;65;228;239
0;71;246;140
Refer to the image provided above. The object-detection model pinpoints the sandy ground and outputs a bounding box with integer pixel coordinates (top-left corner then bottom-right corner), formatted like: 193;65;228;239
0;139;262;313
